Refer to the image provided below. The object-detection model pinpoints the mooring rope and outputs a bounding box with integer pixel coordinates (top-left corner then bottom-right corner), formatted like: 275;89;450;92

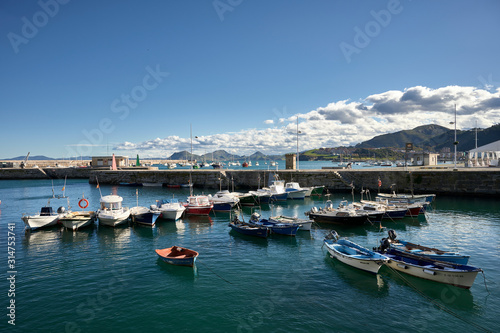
196;260;233;284
385;265;492;333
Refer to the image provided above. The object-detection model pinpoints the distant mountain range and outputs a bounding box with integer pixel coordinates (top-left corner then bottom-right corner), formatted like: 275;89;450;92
4;124;499;161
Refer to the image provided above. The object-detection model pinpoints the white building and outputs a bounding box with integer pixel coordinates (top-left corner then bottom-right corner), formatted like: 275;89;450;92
467;140;500;167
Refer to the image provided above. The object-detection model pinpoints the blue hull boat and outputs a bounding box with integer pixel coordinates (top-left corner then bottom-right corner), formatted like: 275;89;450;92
229;218;269;238
249;213;300;236
212;202;234;212
377;230;470;265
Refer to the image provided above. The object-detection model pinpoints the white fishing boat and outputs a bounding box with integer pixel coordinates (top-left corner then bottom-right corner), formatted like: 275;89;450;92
284;182;307;200
97;195;130;227
59;211;96;230
158;198;186;220
22;204;67;230
324;231;389;274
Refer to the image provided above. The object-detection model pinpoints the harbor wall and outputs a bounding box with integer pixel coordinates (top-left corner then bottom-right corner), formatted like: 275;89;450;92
1;167;499;196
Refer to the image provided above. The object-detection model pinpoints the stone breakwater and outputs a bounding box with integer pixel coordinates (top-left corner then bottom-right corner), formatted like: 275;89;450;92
1;167;499;196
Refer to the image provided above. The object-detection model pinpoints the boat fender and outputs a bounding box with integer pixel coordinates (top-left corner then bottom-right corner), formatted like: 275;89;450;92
388;229;397;241
78;198;89;209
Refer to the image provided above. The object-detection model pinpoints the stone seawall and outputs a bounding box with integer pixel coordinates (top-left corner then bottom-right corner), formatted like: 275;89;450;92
1;167;499;196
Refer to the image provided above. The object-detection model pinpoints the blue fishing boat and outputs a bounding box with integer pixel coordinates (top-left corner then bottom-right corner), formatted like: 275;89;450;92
377;230;470;265
155;246;199;267
228;217;269;238
130;206;160;226
250;213;300;236
208;191;240;212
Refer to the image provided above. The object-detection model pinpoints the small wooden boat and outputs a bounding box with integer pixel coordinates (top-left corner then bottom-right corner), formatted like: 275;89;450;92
228;217;269;238
323;231;389;274
378;230;470;265
380;248;481;289
59;211;96;230
155;246;199;267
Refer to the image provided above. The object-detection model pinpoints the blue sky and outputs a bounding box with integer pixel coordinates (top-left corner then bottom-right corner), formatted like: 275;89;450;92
1;0;500;159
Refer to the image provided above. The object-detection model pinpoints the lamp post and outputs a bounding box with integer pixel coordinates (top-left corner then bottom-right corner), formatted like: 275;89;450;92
296;117;301;170
449;104;458;170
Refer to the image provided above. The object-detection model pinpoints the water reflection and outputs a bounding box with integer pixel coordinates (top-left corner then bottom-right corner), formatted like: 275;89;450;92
323;254;389;297
381;266;476;311
60;226;95;244
156;257;198;281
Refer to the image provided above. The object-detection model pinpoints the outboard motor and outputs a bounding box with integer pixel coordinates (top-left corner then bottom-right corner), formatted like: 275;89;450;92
388;229;397;241
250;212;261;222
325;230;339;242
57;206;66;214
378;237;391;252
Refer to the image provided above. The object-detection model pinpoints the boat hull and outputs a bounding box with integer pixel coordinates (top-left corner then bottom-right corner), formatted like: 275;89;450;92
270;192;288;201
160;209;184;220
324;239;388;274
229;222;269;238
98;209;130;227
59;211;95;230
22;215;59;230
382;249;480;289
286;190;306;200
131;212;159;226
155;247;198;267
185;206;212;215
309;212;367;225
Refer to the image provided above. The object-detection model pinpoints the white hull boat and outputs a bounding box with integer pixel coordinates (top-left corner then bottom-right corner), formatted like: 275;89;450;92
159;199;186;220
97;195;130;227
59;211;96;230
324;231;388;274
22;205;67;230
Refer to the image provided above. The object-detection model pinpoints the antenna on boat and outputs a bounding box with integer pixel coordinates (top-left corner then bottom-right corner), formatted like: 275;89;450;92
62;175;67;198
96;176;102;198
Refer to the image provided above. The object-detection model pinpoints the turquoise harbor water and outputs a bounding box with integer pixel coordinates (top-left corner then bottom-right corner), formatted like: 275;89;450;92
0;179;499;333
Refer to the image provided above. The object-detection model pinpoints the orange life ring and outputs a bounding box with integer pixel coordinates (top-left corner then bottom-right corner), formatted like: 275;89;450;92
78;198;89;209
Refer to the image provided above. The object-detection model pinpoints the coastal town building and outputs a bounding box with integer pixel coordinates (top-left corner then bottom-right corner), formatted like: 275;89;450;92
467;140;500;167
91;155;129;168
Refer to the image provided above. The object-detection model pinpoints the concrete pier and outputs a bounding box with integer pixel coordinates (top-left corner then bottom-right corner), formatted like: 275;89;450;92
1;167;499;196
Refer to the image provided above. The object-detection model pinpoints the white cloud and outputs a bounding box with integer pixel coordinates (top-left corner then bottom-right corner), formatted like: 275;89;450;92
115;85;500;157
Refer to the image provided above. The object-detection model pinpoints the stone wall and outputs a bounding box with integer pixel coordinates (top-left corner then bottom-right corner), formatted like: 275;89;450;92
1;167;499;196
